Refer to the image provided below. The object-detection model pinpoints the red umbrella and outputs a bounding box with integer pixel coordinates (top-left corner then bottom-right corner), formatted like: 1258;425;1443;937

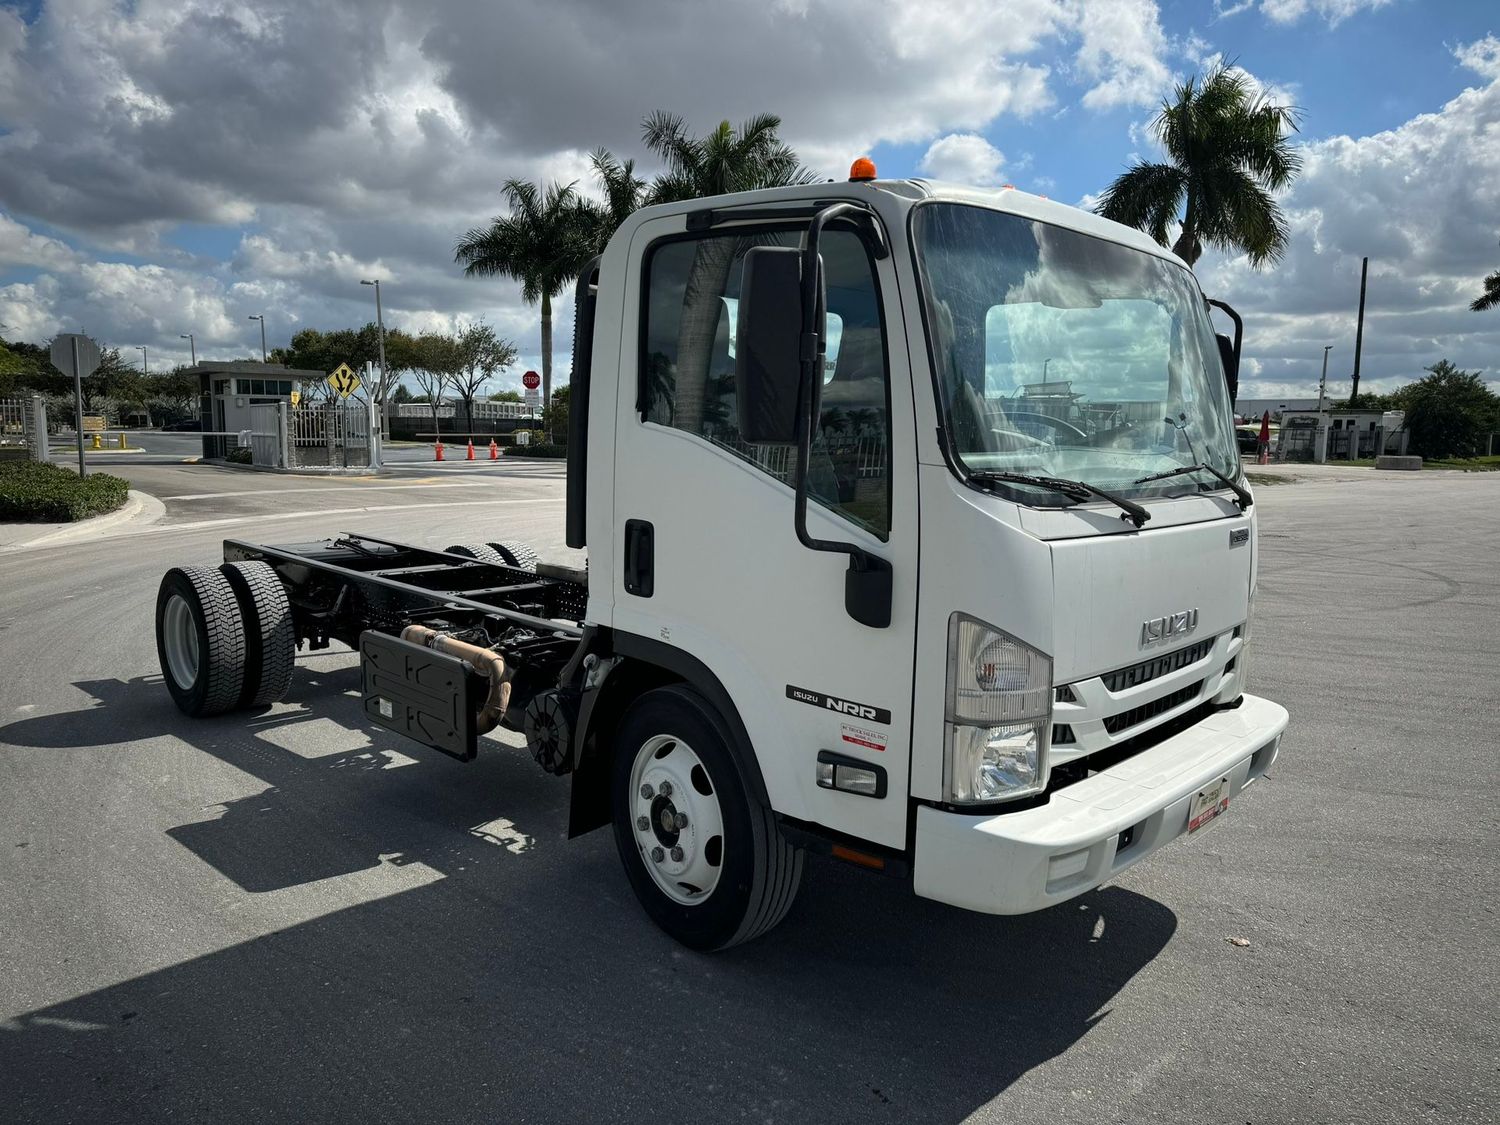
1258;410;1271;444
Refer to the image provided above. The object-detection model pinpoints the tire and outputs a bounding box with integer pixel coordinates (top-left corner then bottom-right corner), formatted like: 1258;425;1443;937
155;566;247;717
611;686;802;950
446;542;507;564
221;561;294;707
487;540;538;570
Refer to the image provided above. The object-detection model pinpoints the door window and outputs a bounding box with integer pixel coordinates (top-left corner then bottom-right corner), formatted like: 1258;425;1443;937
641;227;892;537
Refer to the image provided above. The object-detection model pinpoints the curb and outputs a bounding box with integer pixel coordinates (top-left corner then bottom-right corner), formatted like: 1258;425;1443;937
0;489;166;552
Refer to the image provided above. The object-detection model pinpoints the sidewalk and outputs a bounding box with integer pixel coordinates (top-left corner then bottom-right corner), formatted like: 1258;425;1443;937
0;489;165;552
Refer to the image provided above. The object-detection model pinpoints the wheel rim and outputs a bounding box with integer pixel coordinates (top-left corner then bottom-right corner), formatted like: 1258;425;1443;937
629;734;726;905
162;594;200;691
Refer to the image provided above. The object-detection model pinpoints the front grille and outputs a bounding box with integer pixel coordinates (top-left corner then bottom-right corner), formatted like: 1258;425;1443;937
1103;637;1214;692
1103;681;1203;734
1051;723;1076;745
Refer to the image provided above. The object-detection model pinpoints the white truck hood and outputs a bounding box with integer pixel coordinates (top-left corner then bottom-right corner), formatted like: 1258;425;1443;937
1049;514;1252;683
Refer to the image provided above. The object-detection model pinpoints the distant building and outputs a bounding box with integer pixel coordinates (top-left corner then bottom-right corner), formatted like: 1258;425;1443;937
187;361;326;459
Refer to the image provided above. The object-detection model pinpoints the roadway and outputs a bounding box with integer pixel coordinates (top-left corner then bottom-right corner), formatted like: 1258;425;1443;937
0;462;1495;1123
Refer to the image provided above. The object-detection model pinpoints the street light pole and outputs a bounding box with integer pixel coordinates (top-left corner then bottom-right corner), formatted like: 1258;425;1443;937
1318;345;1332;413
180;333;196;365
248;315;266;362
361;279;389;433
136;344;148;377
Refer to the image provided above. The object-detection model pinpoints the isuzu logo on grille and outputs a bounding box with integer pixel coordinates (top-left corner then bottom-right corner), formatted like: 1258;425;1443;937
1141;608;1199;646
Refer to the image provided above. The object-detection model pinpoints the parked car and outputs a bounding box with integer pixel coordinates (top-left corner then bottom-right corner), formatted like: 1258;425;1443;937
162;419;202;431
1236;427;1261;454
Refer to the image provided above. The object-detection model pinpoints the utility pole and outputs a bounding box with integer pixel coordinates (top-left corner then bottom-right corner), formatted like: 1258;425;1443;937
1350;256;1368;407
180;333;196;365
248;314;267;362
1318;345;1332;413
136;344;148;377
361;279;389;433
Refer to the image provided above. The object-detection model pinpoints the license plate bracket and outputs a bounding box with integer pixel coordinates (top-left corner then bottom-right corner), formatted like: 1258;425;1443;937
1188;775;1230;833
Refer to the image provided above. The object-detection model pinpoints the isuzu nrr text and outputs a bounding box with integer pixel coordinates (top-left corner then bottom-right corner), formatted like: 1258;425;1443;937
153;167;1288;949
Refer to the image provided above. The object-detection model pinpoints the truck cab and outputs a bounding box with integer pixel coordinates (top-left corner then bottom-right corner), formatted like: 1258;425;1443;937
156;170;1287;951
571;173;1284;935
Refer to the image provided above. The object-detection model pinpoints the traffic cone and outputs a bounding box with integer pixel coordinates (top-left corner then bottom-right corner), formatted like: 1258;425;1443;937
488;439;499;460
434;441;444;462
1258;446;1269;466
466;439;476;461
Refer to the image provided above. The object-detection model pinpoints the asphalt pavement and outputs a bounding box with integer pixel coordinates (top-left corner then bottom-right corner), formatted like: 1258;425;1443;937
0;461;1495;1123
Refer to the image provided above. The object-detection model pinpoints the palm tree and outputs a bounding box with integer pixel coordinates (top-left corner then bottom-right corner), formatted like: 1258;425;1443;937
1096;65;1302;268
640;112;816;429
454;179;595;428
584;148;647;253
1471;270;1500;312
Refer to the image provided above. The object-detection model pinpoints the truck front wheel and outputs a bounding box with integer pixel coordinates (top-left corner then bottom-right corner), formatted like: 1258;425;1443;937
611;686;802;950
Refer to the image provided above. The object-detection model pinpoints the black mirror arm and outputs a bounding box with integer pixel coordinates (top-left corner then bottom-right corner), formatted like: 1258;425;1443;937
790;204;893;629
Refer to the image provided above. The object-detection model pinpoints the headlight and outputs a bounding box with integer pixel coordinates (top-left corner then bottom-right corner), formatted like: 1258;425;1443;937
944;614;1051;803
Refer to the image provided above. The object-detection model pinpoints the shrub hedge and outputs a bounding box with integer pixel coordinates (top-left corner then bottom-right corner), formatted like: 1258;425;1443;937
503;444;567;458
0;461;130;522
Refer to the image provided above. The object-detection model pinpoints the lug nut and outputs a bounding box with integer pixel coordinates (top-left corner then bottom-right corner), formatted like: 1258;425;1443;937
659;781;673;797
674;812;689;830
650;847;665;863
637;815;650;832
670;846;684;862
640;783;654;799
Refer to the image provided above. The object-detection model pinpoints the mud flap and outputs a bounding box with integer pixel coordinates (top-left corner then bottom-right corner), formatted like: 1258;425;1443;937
360;630;483;761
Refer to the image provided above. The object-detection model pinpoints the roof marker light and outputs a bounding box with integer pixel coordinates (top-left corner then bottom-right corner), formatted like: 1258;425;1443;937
849;157;877;182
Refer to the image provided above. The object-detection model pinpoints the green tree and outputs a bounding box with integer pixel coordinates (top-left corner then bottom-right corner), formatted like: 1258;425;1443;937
1399;360;1500;459
582;147;648;254
450;322;519;434
1472;269;1500;312
1096;65;1302;267
488;388;523;403
454;180;596;431
542;384;571;445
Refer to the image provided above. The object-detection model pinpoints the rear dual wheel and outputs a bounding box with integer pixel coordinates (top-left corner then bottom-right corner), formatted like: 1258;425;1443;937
446;540;538;570
155;561;293;717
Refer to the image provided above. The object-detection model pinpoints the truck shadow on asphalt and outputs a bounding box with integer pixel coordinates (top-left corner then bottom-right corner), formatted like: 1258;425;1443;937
1;666;1179;1123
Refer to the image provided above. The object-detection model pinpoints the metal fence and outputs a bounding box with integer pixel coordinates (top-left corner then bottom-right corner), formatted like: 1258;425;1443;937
0;395;47;461
248;401;377;469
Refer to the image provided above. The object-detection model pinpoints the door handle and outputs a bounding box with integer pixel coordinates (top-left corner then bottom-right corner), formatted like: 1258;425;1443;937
624;519;654;597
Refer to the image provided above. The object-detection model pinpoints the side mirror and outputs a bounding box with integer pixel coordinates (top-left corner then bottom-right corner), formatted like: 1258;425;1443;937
1205;298;1243;407
1215;333;1239;403
734;246;805;446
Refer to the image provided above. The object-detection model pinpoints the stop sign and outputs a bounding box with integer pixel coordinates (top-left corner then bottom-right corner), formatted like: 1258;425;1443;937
522;371;540;390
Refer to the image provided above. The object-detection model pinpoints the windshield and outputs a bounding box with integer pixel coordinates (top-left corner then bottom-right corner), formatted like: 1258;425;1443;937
913;202;1240;506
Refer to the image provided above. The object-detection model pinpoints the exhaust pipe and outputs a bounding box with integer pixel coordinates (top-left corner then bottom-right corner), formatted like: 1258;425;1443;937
401;625;511;734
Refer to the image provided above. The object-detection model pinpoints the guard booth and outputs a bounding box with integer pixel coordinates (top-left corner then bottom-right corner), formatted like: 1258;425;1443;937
187;362;324;460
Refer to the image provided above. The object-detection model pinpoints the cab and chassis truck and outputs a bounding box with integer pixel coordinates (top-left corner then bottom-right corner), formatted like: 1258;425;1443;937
153;171;1289;950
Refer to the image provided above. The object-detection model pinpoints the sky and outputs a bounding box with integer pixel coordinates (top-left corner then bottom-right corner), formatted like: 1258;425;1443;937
0;0;1496;402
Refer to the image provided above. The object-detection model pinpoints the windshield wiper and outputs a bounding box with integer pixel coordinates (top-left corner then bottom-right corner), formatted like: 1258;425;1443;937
970;471;1151;528
1133;462;1253;511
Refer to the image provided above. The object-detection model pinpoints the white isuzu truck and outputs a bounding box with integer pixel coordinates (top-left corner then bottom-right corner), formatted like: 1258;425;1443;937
153;168;1288;950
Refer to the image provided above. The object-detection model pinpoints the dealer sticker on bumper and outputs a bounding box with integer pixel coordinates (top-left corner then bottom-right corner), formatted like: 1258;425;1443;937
1188;776;1230;833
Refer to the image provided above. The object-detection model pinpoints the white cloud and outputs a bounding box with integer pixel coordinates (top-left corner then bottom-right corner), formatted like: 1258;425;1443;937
1237;0;1393;26
1198;69;1500;398
1454;34;1500;82
919;134;1007;185
1072;0;1174;111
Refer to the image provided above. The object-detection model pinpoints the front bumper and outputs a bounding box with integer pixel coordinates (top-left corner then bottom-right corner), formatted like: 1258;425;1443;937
913;693;1288;915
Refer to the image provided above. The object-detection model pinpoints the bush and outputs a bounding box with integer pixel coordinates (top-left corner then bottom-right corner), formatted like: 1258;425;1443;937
0;461;130;522
226;446;253;464
504;443;568;458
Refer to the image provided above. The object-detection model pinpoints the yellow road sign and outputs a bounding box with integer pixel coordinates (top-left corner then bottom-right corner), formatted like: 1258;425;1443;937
327;363;361;398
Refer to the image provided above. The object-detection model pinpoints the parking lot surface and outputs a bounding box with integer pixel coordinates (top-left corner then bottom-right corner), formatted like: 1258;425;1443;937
1;464;1495;1123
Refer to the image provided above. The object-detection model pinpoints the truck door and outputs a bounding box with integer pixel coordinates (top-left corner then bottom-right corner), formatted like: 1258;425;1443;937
609;215;918;850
